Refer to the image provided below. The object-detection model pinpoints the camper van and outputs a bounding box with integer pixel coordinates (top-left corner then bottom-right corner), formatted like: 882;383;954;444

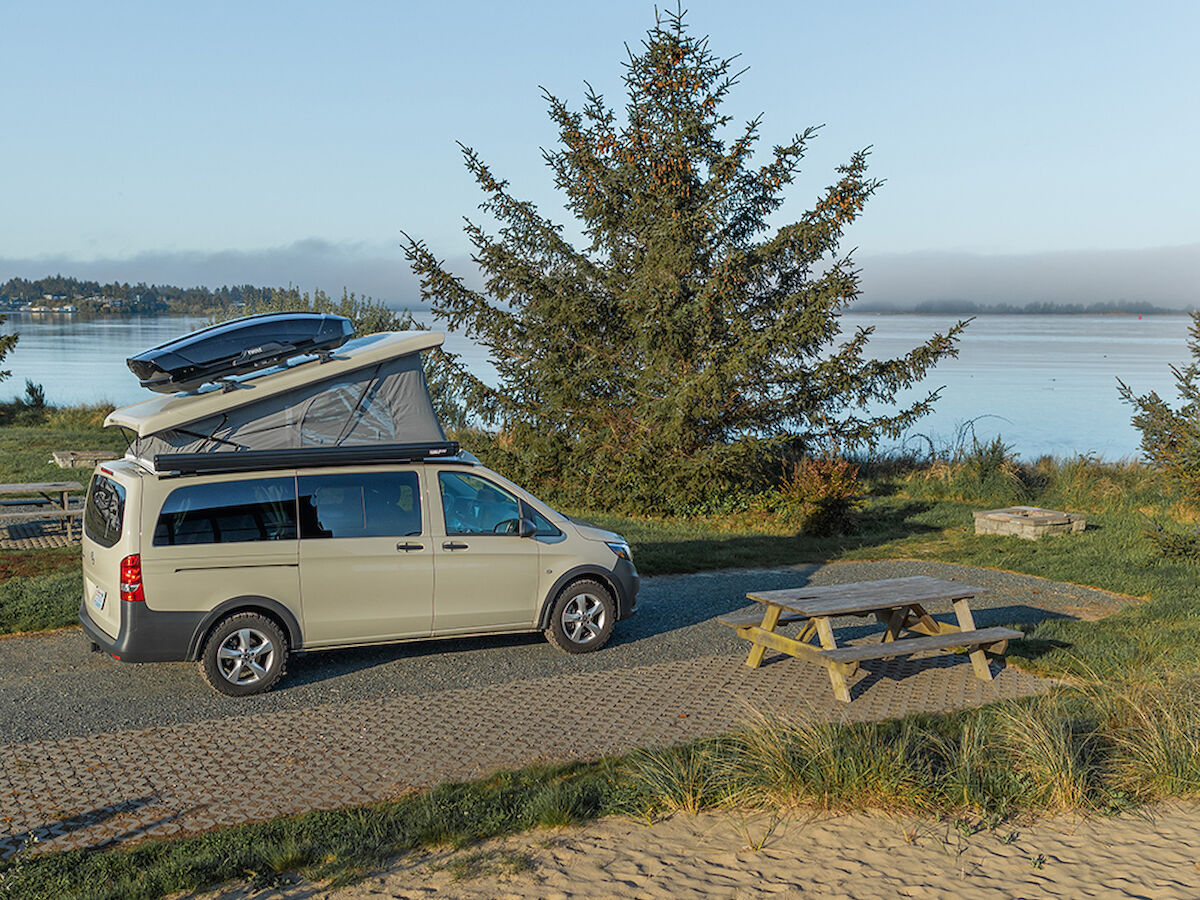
79;323;638;696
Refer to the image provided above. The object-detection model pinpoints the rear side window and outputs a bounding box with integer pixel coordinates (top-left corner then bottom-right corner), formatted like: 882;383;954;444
84;474;126;548
153;477;297;546
298;471;422;539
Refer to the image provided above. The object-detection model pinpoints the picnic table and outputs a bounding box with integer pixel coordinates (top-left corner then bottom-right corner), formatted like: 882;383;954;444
0;481;85;539
52;450;120;469
719;576;1022;703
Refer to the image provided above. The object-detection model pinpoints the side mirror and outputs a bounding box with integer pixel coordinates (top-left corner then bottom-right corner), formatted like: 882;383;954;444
518;517;537;538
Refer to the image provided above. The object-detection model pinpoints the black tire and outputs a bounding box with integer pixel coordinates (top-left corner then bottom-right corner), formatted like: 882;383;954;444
544;579;616;654
198;612;288;696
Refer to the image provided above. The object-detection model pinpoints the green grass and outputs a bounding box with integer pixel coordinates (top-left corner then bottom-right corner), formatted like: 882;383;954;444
0;567;82;634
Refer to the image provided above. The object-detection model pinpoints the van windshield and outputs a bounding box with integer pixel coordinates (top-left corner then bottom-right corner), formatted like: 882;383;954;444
85;474;126;548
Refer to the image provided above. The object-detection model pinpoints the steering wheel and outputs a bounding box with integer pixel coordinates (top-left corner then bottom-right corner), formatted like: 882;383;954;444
493;518;522;534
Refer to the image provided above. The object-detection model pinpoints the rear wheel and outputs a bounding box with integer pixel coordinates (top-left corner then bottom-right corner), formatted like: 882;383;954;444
544;579;615;654
199;612;288;696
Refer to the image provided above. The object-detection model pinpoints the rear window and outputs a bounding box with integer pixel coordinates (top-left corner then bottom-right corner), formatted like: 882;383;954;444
153;477;297;546
84;474;126;548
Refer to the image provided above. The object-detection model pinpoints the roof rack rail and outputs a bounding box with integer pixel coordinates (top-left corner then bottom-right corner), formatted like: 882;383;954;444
154;441;461;476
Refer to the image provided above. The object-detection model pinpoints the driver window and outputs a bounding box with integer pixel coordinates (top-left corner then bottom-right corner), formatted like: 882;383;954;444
438;471;523;535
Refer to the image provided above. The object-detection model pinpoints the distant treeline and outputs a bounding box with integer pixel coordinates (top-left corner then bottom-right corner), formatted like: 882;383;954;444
0;275;297;316
854;299;1189;315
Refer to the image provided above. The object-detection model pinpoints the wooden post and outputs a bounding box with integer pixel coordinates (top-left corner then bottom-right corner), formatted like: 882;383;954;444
815;617;852;702
882;607;906;643
952;597;993;681
745;604;782;669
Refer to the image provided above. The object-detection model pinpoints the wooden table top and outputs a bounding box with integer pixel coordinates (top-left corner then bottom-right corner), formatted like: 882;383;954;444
746;575;984;618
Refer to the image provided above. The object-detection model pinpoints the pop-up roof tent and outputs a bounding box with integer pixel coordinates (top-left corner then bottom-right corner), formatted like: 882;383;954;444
107;330;455;474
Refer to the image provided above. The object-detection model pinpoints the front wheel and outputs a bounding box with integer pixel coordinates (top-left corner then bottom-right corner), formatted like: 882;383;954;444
199;612;288;696
544;579;615;654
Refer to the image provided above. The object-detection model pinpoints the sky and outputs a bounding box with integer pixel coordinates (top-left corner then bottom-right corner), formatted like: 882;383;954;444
2;0;1197;308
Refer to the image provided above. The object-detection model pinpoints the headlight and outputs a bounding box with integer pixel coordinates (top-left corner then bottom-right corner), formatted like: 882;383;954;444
606;540;632;562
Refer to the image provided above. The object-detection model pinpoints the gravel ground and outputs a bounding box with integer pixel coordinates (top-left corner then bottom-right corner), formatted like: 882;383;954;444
0;559;1135;744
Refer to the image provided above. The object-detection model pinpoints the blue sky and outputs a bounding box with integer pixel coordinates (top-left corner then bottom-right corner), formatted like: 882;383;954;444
2;0;1197;306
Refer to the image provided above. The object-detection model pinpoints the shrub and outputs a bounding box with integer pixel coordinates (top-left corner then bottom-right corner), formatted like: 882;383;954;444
775;456;862;536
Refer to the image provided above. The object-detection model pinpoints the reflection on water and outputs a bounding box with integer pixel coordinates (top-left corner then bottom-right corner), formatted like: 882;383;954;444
0;311;1190;460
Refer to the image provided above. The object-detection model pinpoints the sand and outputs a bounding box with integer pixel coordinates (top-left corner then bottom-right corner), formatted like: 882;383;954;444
231;802;1200;900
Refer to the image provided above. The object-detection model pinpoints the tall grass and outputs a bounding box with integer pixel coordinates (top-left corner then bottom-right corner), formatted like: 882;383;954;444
624;679;1200;821
1090;675;1200;800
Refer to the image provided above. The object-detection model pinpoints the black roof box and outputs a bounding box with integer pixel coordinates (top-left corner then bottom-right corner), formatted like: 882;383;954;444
127;312;355;393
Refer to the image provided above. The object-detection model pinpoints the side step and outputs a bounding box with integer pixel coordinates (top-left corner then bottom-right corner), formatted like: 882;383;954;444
819;626;1023;664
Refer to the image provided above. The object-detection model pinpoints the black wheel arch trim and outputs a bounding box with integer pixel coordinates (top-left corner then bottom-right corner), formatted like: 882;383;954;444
186;596;303;661
537;562;638;629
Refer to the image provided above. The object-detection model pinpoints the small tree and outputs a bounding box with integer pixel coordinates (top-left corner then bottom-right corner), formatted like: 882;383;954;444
1120;311;1200;494
404;8;965;511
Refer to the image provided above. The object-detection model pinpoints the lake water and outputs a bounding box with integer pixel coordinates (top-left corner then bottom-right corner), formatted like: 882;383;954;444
0;311;1190;461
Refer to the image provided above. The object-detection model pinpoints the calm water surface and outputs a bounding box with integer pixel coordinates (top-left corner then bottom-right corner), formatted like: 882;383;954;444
0;311;1189;461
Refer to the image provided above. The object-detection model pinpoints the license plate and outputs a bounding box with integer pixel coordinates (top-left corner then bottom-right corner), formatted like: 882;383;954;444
92;588;106;611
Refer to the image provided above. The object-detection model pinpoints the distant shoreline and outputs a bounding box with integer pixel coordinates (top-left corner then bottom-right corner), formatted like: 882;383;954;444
852;301;1191;316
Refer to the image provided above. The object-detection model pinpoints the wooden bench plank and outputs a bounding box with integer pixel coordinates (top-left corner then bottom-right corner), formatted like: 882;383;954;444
818;627;1022;664
717;609;808;629
0;509;83;525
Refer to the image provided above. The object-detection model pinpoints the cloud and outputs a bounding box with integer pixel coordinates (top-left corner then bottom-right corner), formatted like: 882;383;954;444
857;243;1200;308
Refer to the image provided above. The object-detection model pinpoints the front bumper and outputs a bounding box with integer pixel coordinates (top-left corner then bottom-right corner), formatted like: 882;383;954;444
613;558;639;620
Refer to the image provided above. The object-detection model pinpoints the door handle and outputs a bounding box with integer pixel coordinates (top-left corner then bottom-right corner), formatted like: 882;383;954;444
396;542;424;552
442;541;469;551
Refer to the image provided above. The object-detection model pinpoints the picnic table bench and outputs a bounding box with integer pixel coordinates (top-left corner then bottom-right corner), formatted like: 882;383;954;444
719;576;1022;703
0;481;85;539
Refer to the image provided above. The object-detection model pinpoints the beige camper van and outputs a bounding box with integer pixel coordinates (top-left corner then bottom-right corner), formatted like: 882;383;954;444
79;330;638;696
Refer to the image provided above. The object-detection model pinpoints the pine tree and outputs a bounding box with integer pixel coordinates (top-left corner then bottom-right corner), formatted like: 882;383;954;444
403;8;966;511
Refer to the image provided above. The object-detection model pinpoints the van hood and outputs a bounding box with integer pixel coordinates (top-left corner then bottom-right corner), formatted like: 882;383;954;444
567;516;625;544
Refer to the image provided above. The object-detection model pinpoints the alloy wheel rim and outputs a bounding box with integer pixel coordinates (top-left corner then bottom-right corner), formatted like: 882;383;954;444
216;627;275;685
562;592;606;643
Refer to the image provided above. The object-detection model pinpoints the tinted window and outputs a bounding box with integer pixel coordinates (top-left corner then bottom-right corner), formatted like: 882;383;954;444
153;477;297;546
84;474;126;548
298;471;421;539
438;472;524;535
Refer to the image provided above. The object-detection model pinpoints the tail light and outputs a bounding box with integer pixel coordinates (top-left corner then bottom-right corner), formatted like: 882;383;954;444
119;554;146;603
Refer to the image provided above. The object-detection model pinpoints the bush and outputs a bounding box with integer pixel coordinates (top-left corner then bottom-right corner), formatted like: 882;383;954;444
773;456;862;536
